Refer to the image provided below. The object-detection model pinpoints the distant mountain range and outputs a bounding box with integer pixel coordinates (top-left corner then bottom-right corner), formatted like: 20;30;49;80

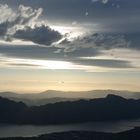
0;90;140;106
1;94;140;125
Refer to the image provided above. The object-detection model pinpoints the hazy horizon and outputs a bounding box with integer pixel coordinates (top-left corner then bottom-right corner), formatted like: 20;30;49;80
0;89;139;95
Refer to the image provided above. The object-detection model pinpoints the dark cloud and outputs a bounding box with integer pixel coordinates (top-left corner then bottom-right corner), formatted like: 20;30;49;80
71;58;134;69
0;45;99;60
124;32;140;50
65;47;101;57
59;31;140;53
0;22;8;36
58;33;130;52
0;45;63;60
8;63;41;67
13;25;62;46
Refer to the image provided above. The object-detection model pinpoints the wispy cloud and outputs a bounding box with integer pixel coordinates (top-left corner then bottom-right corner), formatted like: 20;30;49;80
0;46;138;72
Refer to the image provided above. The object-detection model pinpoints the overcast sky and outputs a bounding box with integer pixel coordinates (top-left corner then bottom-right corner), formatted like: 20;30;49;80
0;0;140;93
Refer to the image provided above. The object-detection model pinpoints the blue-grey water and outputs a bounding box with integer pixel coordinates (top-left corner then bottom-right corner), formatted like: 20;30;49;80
0;119;140;138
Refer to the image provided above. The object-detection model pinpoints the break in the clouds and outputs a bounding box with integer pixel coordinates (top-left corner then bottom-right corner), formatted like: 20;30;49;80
0;4;63;46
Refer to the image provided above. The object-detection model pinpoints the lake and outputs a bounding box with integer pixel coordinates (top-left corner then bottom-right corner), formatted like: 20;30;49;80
0;119;140;138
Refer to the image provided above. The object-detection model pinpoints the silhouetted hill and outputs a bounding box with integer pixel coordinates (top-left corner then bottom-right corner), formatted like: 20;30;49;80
1;127;140;140
0;97;27;123
1;94;140;124
5;97;79;106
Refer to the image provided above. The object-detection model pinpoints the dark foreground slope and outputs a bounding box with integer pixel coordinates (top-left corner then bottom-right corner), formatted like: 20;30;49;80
1;127;140;140
1;94;140;124
0;97;26;123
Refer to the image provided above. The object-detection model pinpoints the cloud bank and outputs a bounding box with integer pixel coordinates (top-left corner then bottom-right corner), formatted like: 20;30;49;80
0;2;139;72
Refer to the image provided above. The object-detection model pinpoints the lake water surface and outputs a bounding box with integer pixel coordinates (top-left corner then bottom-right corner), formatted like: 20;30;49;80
0;119;140;138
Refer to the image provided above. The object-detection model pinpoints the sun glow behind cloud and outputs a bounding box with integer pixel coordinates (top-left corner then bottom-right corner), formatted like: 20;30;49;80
0;54;117;72
50;25;86;40
34;60;73;70
0;54;139;74
0;57;74;70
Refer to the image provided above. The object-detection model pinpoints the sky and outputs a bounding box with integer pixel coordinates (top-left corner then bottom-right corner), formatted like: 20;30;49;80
0;0;140;93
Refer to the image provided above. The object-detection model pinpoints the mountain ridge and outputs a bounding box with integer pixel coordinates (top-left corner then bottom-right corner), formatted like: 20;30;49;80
0;94;140;124
0;89;140;106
